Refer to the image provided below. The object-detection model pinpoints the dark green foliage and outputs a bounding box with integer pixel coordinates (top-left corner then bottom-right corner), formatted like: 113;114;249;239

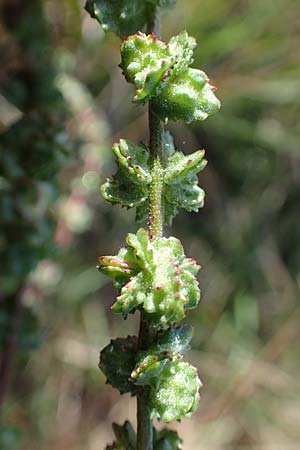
105;423;182;449
105;421;136;450
99;336;138;395
85;0;175;38
153;429;182;450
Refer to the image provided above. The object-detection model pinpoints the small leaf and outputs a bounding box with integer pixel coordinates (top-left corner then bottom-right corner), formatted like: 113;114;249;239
154;428;183;450
101;140;151;209
152;68;221;123
106;421;136;450
150;360;202;422
164;149;207;183
163;149;207;221
99;336;138;395
168;31;197;74
85;1;176;38
162;131;176;162
131;326;193;385
120;33;172;102
98;247;137;288
101;172;149;208
164;178;205;213
153;325;193;354
85;0;150;38
112;139;151;185
120;31;198;103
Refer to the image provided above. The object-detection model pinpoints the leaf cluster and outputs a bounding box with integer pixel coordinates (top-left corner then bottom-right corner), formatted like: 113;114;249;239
101;132;207;224
120;32;220;122
100;327;202;422
98;228;200;326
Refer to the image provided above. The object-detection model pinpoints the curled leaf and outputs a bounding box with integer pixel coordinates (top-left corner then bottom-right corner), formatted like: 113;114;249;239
112;139;151;185
120;31;200;104
101;139;151;210
152;68;221;123
150;360;201;422
120;33;172;102
132;326;193;385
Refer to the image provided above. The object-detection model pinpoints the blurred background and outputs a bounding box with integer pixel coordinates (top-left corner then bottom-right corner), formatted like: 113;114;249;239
0;0;300;449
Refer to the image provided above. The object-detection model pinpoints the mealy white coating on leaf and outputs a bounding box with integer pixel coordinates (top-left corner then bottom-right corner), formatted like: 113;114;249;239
104;228;201;326
150;360;202;422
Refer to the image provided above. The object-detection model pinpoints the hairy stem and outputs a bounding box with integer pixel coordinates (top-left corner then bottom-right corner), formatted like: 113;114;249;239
148;103;164;240
136;9;164;450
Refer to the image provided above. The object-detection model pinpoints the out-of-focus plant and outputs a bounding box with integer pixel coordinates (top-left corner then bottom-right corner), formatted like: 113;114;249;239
86;1;220;448
0;0;70;433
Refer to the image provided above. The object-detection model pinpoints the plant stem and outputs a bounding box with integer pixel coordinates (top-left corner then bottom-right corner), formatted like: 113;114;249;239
148;106;164;240
136;96;164;450
136;9;164;450
136;312;153;450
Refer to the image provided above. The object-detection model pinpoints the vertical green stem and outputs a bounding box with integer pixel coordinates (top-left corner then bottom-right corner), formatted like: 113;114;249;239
148;106;164;240
136;312;153;450
136;9;164;450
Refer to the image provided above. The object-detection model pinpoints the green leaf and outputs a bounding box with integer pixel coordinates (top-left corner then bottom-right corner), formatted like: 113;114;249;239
106;421;136;450
152;68;221;123
150;360;201;422
131;326;193;385
85;1;176;38
164;149;207;183
164;176;205;213
120;33;172;102
101;140;151;209
162;147;207;223
85;0;151;38
112;139;151;185
168;31;197;74
162;130;176;162
101;172;149;208
154;428;183;450
120;31;198;103
99;336;138;395
98;247;137;288
103;228;201;327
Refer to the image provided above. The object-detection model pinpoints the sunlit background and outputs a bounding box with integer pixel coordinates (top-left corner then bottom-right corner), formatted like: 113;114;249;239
1;0;300;449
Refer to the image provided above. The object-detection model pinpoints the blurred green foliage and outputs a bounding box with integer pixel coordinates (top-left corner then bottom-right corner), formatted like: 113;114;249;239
0;0;299;449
